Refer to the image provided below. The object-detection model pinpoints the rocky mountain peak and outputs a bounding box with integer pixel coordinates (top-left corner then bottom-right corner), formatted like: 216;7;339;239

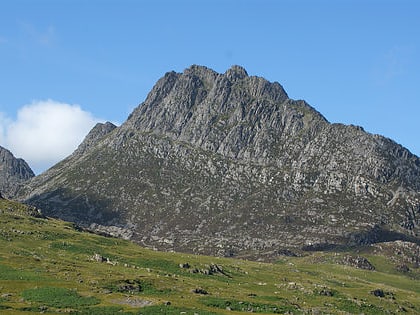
74;121;117;155
19;65;420;258
225;65;248;81
183;64;218;79
0;145;34;199
125;65;295;162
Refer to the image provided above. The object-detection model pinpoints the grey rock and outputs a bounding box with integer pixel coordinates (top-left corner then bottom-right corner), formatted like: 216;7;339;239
74;121;117;155
192;288;208;295
91;253;106;262
341;255;375;270
371;289;394;299
396;264;410;272
0;145;34;198
17;65;420;258
179;263;190;269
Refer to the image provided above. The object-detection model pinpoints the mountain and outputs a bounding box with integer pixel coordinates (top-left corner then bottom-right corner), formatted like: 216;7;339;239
18;65;420;258
1;198;419;314
0;145;35;198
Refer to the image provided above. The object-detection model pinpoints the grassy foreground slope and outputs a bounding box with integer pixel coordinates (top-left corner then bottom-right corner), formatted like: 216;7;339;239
0;198;419;314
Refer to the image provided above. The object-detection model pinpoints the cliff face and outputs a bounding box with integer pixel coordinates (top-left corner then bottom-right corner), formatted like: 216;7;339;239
19;65;420;257
0;145;35;199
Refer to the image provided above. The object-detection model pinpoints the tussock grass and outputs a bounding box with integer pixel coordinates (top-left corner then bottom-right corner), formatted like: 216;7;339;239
22;287;99;308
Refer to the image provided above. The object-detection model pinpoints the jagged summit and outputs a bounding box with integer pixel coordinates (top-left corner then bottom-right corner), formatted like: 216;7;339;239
225;65;248;80
183;64;218;77
19;65;420;258
74;121;117;155
183;64;248;81
125;64;295;162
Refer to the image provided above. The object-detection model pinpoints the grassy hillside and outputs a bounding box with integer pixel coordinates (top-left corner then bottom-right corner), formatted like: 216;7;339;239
0;198;419;314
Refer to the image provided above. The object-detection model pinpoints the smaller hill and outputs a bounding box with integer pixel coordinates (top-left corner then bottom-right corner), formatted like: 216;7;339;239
0;145;34;199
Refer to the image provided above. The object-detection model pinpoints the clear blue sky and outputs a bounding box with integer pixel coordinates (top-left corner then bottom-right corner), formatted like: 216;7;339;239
1;0;419;173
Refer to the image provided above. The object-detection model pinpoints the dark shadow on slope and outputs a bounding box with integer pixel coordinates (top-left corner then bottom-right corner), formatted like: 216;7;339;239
302;224;420;252
24;188;124;227
347;224;420;246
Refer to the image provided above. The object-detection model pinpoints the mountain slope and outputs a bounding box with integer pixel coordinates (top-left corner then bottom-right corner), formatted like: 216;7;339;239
19;65;420;257
0;145;34;198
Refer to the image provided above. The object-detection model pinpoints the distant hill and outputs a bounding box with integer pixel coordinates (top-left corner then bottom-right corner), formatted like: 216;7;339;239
18;65;420;258
0;145;34;198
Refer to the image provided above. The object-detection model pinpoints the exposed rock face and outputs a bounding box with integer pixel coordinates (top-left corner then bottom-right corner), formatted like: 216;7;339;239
0;145;35;198
74;122;117;155
341;255;375;270
18;65;420;257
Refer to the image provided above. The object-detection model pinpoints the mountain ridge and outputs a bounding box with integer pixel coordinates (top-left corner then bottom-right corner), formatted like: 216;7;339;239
18;65;420;258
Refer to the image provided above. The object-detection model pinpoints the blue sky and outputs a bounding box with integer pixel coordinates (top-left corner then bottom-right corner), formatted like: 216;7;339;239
1;0;419;173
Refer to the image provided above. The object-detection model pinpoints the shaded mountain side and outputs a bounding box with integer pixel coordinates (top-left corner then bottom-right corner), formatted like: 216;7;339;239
0;145;35;198
18;65;420;257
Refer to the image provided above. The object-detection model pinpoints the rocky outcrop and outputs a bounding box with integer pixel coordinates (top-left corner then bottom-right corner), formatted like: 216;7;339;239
0;145;35;198
73;122;117;155
341;255;375;270
372;241;420;268
18;65;420;257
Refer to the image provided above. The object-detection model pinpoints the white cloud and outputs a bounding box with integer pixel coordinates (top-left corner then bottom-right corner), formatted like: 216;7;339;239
2;100;103;174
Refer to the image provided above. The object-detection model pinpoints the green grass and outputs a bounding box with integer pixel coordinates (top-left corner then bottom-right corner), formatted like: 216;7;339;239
22;287;99;308
70;306;133;315
103;278;173;296
137;305;220;315
201;296;298;313
332;298;386;314
0;198;419;314
0;264;45;281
